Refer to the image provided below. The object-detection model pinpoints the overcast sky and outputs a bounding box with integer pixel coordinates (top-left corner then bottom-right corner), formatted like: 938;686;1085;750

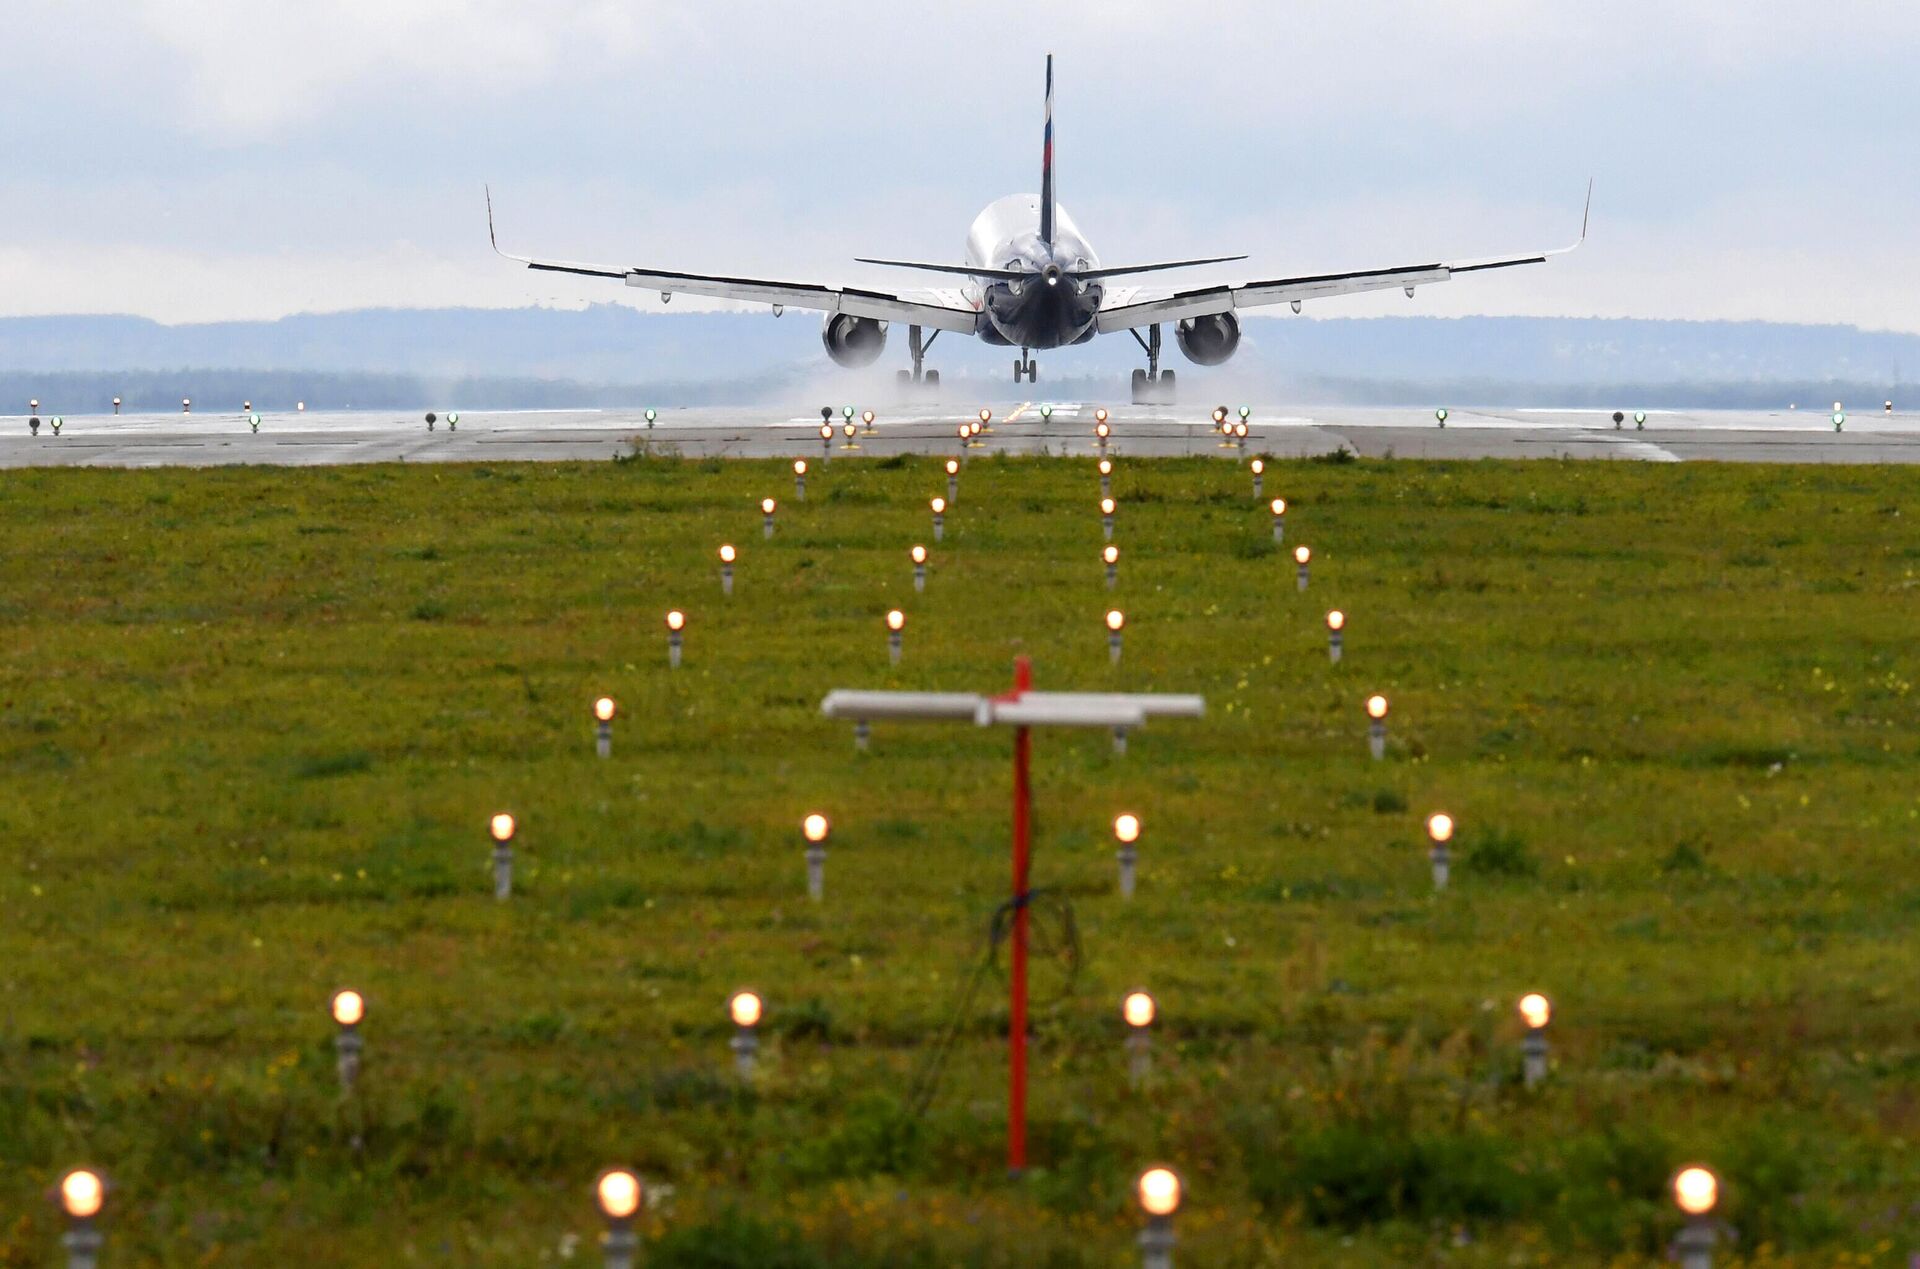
6;1;1917;331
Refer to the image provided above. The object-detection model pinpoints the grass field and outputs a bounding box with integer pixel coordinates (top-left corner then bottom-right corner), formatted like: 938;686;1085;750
1;451;1916;1266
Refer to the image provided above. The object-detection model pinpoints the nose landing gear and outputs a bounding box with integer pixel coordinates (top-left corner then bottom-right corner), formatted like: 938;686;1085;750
1012;351;1038;383
1128;324;1176;404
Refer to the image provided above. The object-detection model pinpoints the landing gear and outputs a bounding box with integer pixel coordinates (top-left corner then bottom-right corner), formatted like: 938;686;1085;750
897;324;943;394
1013;351;1037;383
1128;325;1176;404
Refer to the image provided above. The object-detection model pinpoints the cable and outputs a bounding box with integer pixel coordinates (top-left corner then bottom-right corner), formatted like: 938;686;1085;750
904;887;1081;1121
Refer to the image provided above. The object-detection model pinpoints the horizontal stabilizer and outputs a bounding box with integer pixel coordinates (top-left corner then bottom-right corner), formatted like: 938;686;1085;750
1077;255;1247;280
855;258;1027;280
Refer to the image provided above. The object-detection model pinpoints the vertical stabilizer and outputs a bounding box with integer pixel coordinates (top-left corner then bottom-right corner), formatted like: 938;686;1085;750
1039;54;1055;246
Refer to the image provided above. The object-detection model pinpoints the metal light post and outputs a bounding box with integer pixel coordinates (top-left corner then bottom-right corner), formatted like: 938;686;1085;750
1122;991;1155;1087
1113;812;1142;898
946;458;960;504
1269;497;1286;543
793;458;808;499
1135;1167;1183;1269
1294;544;1311;592
490;812;516;899
1106;609;1125;664
728;990;762;1078
1366;694;1389;760
802;812;830;901
1326;609;1345;662
718;544;736;596
594;696;616;757
1099;457;1113;499
1426;812;1454;890
1104;544;1119;590
665;610;686;668
886;609;906;665
57;1169;106;1269
820;423;833;460
931;496;947;542
761;497;777;538
1519;992;1551;1088
1095;420;1111;453
1250;458;1264;499
330;989;365;1093
1673;1167;1720;1269
820;664;1204;1173
911;544;928;592
594;1168;643;1269
1101;496;1116;541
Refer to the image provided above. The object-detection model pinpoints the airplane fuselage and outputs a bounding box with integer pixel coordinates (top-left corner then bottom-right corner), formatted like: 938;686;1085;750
963;194;1104;349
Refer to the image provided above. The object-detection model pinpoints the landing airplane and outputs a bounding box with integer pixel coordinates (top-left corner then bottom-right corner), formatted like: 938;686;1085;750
490;55;1586;404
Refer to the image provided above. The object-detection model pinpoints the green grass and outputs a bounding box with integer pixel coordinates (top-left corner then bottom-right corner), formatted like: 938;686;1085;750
1;452;1916;1266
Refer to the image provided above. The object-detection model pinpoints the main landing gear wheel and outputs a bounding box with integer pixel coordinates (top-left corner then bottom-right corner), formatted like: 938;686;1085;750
1130;369;1176;405
1013;356;1037;383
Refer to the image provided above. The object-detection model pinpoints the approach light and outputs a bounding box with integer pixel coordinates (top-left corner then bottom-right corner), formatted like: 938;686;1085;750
59;1169;105;1220
1094;407;1109;423
822;424;835;441
1136;1167;1183;1217
1106;609;1126;632
1366;694;1389;720
1251;458;1265;475
1294;545;1311;564
969;420;982;437
1270;497;1286;516
1674;1167;1719;1216
802;812;830;844
1123;991;1156;1029
1239;405;1250;420
596;1168;642;1220
862;410;875;425
761;497;777;515
793;459;807;475
665;609;686;632
931;497;947;514
1518;992;1551;1030
946;459;959;475
1103;545;1119;565
979;408;992;424
1326;609;1345;631
1095;421;1111;439
1113;813;1141;844
1098;458;1112;476
886;609;906;632
729;990;763;1029
1426;812;1454;844
1101;497;1116;516
490;812;517;843
594;696;617;723
911;545;927;565
1212;406;1228;424
330;989;365;1028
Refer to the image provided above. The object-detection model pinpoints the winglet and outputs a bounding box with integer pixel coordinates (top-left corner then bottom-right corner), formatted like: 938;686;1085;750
486;184;500;254
1579;177;1593;243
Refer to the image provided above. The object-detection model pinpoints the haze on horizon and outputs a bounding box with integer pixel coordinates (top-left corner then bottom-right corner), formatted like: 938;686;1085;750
6;1;1917;333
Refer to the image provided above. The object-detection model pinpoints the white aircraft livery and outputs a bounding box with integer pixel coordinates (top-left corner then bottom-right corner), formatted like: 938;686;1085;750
490;55;1587;403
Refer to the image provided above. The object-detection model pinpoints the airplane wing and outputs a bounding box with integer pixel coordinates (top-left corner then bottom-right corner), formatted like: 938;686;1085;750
489;190;981;335
1096;184;1590;334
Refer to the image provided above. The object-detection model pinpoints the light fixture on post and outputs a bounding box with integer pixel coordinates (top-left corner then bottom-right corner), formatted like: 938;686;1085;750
718;544;736;596
1098;457;1113;499
946;457;960;504
1101;496;1116;541
1135;1167;1183;1269
793;458;808;499
1326;610;1345;663
761;497;778;539
490;812;517;899
665;610;686;668
594;1168;643;1269
594;696;617;758
1269;497;1286;543
1113;812;1142;898
1250;458;1264;499
1518;992;1551;1088
1426;812;1454;890
57;1168;106;1269
1365;694;1388;760
728;990;763;1078
1122;991;1156;1087
931;496;947;542
1294;544;1311;591
1436;407;1449;428
1673;1167;1720;1269
886;609;906;666
820;422;833;459
1106;609;1126;664
330;989;365;1093
802;812;831;901
1103;544;1119;590
911;544;928;592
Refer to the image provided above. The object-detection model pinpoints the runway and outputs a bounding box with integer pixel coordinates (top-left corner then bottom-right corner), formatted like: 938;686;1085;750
1;403;1916;467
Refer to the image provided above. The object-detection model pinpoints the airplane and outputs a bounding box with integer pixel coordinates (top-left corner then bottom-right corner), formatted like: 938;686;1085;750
489;55;1587;405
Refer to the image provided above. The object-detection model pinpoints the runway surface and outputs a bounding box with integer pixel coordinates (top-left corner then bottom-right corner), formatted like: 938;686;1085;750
2;403;1916;468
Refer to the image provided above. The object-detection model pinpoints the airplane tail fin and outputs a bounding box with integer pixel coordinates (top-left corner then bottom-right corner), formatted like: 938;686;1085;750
1039;53;1055;247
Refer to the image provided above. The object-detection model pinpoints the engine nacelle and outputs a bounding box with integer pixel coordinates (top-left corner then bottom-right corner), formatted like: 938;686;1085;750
821;314;888;368
1175;312;1240;366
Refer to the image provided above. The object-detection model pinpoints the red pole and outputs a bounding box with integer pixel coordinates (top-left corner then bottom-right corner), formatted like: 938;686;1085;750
1008;656;1033;1175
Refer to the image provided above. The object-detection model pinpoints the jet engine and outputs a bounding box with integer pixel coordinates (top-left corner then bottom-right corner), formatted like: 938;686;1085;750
821;314;889;368
1175;312;1240;366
